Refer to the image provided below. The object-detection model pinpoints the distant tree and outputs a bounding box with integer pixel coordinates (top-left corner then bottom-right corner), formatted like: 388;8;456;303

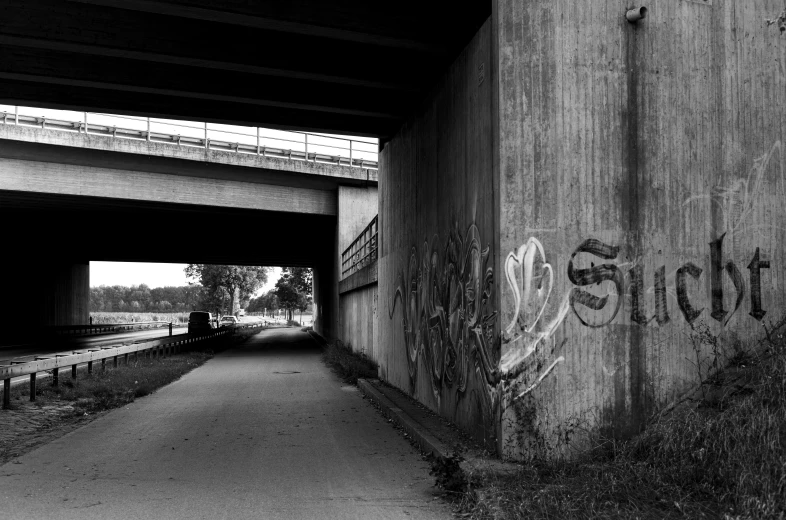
275;267;312;322
185;264;269;316
248;290;279;315
274;279;300;321
90;287;106;311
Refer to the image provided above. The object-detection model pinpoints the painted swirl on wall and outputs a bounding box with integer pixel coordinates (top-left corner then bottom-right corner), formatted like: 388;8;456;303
501;237;571;400
388;224;499;411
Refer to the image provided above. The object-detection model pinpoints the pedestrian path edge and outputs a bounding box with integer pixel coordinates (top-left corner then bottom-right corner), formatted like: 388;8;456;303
358;378;449;460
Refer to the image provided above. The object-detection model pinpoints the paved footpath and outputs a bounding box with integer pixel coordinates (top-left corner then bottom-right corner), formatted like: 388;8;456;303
0;328;451;519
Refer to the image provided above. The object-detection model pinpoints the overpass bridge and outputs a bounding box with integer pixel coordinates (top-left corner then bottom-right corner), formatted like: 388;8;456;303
1;0;784;462
0;107;378;345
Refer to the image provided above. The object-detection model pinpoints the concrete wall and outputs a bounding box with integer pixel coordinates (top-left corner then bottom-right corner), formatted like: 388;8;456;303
336;185;379;354
377;0;785;460
378;19;499;450
339;279;378;361
496;0;786;458
337;185;378;279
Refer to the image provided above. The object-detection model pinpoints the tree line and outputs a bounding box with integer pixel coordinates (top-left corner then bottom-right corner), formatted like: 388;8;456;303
90;284;204;312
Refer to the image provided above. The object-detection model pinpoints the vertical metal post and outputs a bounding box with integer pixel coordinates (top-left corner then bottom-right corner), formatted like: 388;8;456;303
169;322;173;337
204;122;208;149
349;140;353;167
124;353;129;365
146;117;151;141
88;361;93;374
83;112;87;134
52;367;59;387
29;373;36;401
101;358;106;371
113;356;118;368
3;378;10;409
305;134;309;161
14;105;18;125
71;365;77;379
256;127;260;155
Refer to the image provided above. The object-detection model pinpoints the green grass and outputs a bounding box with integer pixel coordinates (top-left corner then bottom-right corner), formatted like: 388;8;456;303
455;339;786;520
322;340;378;384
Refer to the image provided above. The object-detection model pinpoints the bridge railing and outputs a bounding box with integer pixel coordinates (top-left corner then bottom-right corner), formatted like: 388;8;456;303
341;215;378;279
0;106;378;169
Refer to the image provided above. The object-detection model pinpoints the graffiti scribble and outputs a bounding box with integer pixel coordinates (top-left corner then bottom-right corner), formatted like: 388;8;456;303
388;224;499;414
684;141;784;237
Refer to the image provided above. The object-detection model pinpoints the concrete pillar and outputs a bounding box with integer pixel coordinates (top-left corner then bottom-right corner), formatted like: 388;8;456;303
0;256;89;343
313;220;339;342
495;0;786;459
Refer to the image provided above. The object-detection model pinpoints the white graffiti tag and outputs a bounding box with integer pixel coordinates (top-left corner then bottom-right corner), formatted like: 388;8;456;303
501;238;570;398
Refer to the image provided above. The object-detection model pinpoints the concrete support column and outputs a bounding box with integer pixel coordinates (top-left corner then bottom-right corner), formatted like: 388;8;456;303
0;256;89;343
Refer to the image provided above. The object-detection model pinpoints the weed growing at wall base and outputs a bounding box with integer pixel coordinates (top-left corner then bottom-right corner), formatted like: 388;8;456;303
322;340;378;385
454;334;786;519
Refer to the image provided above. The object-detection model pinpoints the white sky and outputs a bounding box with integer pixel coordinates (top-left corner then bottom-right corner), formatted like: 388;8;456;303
90;262;281;297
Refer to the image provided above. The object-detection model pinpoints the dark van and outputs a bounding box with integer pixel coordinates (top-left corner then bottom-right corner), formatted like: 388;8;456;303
188;311;215;334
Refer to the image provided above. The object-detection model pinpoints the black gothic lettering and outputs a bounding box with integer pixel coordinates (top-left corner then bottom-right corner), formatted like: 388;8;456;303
567;239;623;328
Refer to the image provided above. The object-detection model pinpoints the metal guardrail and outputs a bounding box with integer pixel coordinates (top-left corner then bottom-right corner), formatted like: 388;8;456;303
1;322;265;409
341;215;378;278
0;109;378;169
50;321;177;336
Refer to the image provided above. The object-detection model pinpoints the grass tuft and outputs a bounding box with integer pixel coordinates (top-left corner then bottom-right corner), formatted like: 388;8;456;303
322;340;378;385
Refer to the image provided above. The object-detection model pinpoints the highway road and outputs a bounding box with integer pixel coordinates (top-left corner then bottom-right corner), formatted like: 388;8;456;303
0;328;450;519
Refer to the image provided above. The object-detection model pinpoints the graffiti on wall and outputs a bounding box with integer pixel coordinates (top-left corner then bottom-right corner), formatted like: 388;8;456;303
685;141;784;239
388;224;500;415
500;238;570;399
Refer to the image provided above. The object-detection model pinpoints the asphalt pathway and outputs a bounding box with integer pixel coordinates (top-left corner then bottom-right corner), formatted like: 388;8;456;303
0;328;450;519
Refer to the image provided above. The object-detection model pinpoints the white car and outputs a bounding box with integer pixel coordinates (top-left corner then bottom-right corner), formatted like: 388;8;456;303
219;315;239;328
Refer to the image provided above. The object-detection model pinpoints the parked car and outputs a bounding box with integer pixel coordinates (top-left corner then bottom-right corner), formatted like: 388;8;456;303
188;311;215;334
219;315;239;328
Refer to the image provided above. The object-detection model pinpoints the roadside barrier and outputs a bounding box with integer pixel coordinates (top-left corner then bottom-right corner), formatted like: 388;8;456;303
1;323;264;409
49;321;178;337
